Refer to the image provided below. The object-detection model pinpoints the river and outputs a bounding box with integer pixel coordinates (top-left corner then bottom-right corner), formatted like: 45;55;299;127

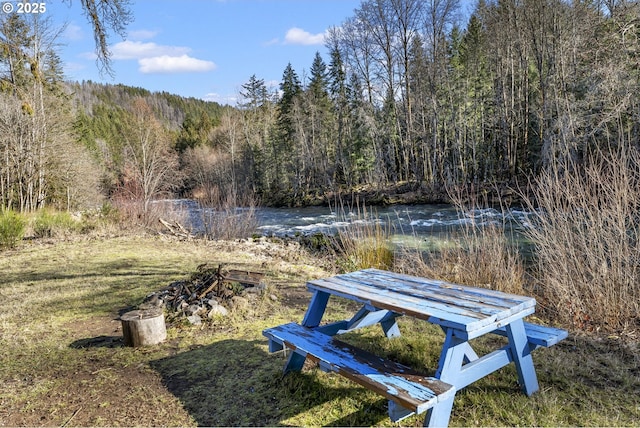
163;200;534;249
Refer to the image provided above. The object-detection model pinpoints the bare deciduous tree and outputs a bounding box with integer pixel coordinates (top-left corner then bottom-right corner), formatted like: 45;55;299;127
118;98;179;217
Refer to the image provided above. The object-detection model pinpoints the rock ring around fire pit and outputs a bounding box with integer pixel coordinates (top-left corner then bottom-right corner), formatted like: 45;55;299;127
138;264;266;325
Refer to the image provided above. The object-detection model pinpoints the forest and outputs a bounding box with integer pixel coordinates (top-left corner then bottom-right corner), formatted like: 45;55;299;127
1;0;640;213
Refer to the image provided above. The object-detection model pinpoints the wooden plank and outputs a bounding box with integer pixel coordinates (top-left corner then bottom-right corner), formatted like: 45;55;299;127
354;270;535;318
346;269;534;313
306;269;536;335
337;272;526;317
363;269;533;304
308;277;483;328
263;323;455;414
493;322;568;347
224;269;264;286
307;277;513;334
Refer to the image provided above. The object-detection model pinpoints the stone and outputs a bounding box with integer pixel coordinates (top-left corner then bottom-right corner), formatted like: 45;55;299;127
244;283;266;294
186;314;202;325
185;304;203;316
139;293;164;310
230;296;249;311
208;305;229;318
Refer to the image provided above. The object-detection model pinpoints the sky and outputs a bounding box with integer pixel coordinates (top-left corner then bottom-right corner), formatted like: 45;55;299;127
41;0;363;105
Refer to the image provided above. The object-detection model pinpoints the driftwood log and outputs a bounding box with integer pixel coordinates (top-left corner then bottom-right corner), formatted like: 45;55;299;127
158;218;193;240
120;308;167;347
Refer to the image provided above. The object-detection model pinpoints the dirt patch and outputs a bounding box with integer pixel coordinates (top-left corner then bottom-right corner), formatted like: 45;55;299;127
1;322;194;427
270;280;312;310
66;315;123;338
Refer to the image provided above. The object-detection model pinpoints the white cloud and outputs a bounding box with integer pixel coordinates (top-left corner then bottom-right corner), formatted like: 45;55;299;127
64;24;84;41
111;40;190;60
139;55;216;74
128;29;159;41
263;38;280;46
284;27;325;45
204;92;237;105
82;38;217;75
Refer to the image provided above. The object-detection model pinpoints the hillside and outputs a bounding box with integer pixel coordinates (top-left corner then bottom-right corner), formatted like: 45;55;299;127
68;81;227;131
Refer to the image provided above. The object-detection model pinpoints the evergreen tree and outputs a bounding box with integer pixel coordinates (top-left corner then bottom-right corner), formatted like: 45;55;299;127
176;111;213;152
240;74;268;110
304;52;335;193
277;62;302;137
308;52;329;100
328;45;350;185
270;63;302;197
238;74;275;200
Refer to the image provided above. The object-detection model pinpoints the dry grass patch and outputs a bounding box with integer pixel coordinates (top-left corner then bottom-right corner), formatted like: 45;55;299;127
0;235;327;427
394;196;525;296
0;234;638;426
332;204;395;271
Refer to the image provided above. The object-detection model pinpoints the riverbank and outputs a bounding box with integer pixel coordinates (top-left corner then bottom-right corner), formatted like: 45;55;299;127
261;180;522;208
0;234;638;426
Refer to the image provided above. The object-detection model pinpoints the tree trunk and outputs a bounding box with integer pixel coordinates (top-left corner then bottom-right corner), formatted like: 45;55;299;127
120;308;167;347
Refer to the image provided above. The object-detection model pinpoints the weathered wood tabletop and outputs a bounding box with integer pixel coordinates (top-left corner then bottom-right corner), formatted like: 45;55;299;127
304;268;536;339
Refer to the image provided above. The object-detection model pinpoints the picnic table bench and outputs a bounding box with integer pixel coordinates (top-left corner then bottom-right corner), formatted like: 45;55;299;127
263;268;568;426
264;322;455;421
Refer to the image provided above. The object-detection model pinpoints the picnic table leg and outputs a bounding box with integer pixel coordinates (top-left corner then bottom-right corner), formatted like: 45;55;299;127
505;318;539;396
380;311;401;338
283;352;307;375
283;291;331;373
424;329;467;427
301;290;330;328
438;325;478;364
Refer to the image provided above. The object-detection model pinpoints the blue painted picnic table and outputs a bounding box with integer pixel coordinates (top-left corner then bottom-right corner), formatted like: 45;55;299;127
268;268;566;427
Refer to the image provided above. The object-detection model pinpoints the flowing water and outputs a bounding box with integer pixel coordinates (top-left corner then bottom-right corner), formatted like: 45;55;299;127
164;200;534;249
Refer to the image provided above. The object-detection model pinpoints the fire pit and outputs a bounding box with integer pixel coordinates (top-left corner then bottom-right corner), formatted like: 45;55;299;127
139;264;265;324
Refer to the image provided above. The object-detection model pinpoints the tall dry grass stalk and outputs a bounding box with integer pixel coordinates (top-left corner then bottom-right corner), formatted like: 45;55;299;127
522;147;640;333
333;203;394;271
396;194;525;295
112;195;190;232
200;188;259;240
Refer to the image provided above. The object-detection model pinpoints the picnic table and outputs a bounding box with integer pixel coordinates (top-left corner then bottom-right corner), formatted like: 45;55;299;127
263;268;567;426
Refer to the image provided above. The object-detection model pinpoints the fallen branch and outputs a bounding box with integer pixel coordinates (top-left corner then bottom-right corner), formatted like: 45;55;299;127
159;218;193;240
60;407;82;428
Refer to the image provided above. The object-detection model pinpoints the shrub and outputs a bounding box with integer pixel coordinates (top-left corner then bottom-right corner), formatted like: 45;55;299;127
0;210;25;249
33;209;79;238
522;147;640;333
333;205;394;272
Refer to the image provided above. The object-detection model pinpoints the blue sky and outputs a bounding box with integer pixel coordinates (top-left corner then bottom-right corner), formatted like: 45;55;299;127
45;0;363;105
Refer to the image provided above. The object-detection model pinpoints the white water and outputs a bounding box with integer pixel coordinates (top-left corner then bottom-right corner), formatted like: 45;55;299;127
160;200;534;242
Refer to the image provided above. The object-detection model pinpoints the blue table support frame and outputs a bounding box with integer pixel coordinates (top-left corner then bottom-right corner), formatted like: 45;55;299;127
425;319;539;426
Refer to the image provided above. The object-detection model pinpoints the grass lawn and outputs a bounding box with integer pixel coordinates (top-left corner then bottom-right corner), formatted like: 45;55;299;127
0;235;638;426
